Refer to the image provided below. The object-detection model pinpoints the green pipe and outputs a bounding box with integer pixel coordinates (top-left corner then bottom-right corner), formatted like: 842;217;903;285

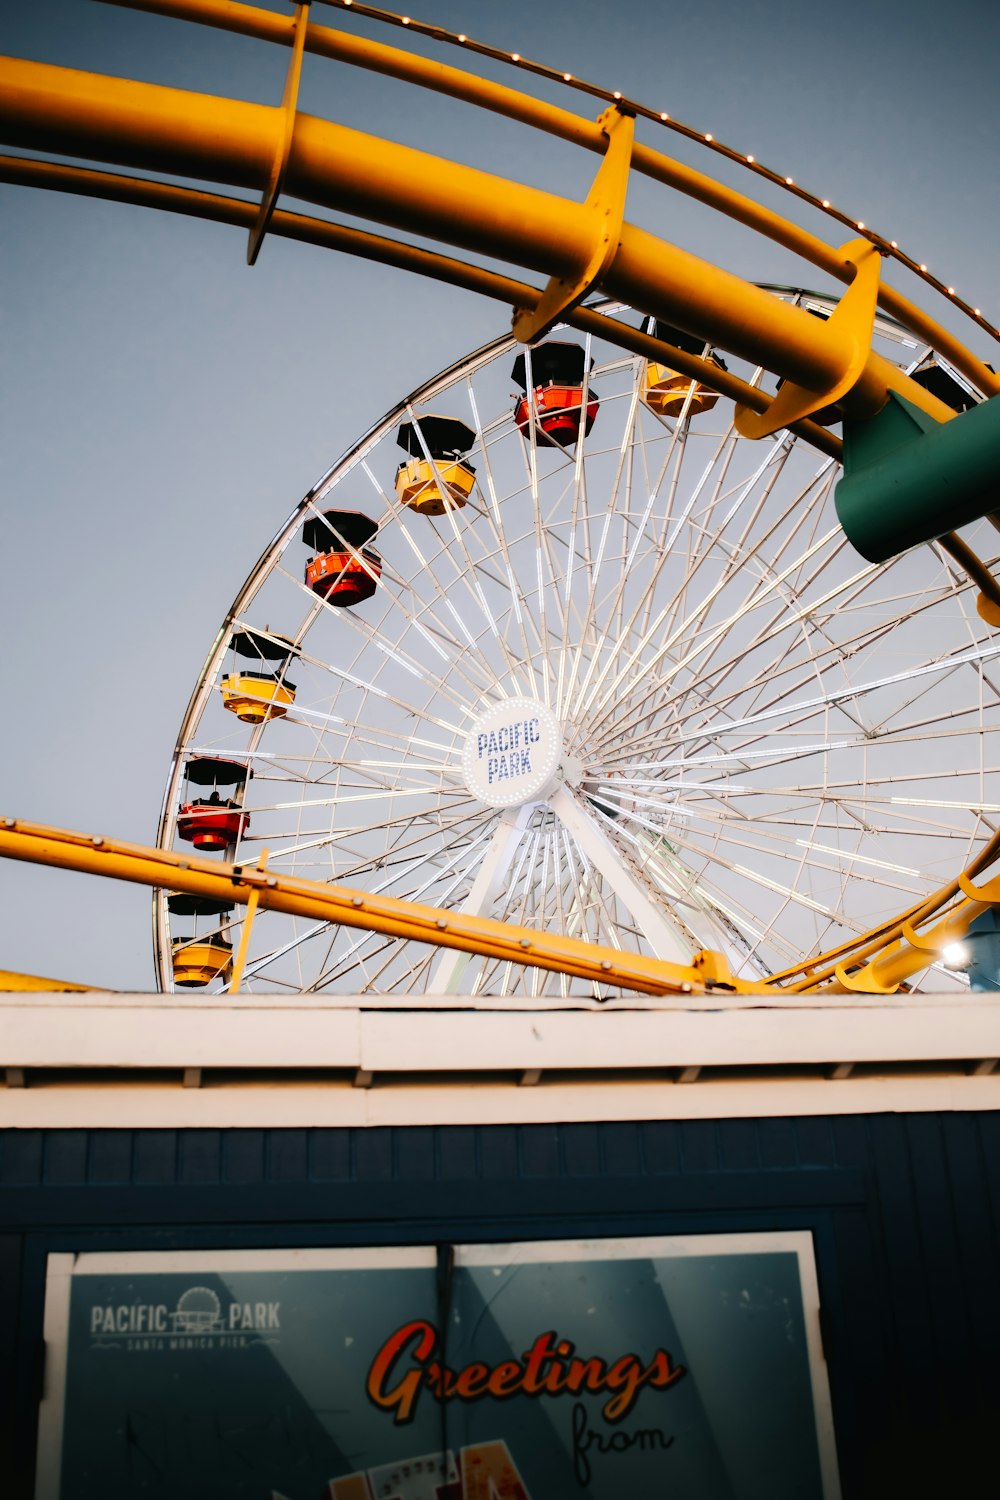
836;393;1000;563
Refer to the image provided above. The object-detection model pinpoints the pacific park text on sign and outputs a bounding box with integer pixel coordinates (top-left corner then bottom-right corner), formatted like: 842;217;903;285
475;715;541;786
462;698;563;807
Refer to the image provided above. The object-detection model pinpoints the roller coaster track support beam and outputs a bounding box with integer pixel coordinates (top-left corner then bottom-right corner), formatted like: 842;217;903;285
512;103;634;344
736;238;882;439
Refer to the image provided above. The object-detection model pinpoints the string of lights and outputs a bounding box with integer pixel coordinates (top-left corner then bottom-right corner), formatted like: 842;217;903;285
319;0;998;345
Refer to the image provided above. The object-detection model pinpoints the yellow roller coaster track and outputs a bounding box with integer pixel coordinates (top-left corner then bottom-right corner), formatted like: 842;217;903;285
3;0;1000;996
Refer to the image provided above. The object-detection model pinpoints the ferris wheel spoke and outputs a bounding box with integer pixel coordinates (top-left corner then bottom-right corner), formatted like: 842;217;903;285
241;920;332;986
362;460;522;697
679;538;966;729
464;382;541;696
608;733;876;777
360;856;490;991
665;614;872;752
558;378;646;719
329;821;494;889
255;814;480;873
576;501;838;746
562;424;718;727
643;813;869;933
609;552;888;754
308;906;424;992
365;944;440;997
632;637;1000;757
555;463;607;719
548;823;574;982
464;381;548;696
660;500;845;720
863;657;999;741
625;394;684;571
503;823;545;923
719;663;977;755
468;823;546;999
581;519;846;741
407;406;543;697
555;379;597;714
671;785;983;848
556;825;592;944
307;820;505;991
650;432;752;650
627;797;931;899
668;863;805;969
568;842;624;957
641;419;750;604
633;426;688;648
246;769;464;814
250;798;487;885
322;931;409;992
842;734;1000;782
275;681;465;741
281;562;492;713
650;549;947;741
307;719;457;761
513;344;558;707
355;816;500;882
657;467;844;685
604;387;672;688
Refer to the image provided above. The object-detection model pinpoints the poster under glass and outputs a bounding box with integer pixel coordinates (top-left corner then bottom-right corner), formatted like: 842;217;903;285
36;1231;840;1498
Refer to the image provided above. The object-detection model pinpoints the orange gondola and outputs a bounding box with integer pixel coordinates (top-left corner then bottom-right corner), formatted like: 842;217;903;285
303;509;381;605
512;341;598;448
175;756;250;852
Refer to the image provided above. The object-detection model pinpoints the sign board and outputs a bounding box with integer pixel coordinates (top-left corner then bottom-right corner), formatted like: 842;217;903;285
36;1233;839;1498
462;697;563;807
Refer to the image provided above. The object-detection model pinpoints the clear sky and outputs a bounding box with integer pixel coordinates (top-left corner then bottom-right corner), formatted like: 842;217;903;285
1;0;998;988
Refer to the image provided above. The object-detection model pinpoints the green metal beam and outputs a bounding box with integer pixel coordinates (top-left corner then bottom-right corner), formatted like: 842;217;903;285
837;394;1000;563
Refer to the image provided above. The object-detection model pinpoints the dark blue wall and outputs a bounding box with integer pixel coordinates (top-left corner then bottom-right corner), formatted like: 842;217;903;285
3;1110;998;1498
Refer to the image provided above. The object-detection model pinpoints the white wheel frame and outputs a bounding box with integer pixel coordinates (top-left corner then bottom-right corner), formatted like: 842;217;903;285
156;295;998;996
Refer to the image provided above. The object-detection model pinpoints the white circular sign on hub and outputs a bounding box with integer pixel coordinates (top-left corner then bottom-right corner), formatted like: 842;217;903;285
462;697;563;807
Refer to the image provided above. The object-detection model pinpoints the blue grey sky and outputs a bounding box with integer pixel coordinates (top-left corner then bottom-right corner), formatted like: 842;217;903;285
2;0;998;988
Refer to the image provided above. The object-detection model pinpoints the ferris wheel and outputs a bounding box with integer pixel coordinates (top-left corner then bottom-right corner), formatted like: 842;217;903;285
155;294;997;997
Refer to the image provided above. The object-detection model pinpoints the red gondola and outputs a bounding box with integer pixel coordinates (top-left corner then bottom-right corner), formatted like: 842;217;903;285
176;756;250;852
303;510;381;605
512;342;599;448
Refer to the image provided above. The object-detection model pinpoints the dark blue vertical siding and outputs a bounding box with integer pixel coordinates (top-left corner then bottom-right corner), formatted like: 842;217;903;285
1;1110;997;1497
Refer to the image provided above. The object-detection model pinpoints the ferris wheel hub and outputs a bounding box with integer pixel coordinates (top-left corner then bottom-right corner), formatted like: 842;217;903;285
462;697;564;808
